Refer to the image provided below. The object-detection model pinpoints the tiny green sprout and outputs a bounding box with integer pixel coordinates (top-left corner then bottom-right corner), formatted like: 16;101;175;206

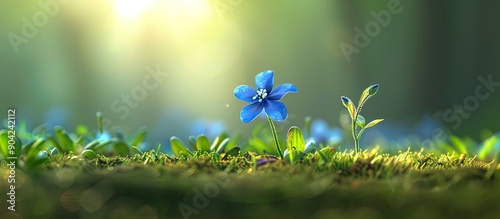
170;133;234;158
341;84;384;154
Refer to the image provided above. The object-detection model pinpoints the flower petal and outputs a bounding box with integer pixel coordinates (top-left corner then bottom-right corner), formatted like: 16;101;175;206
240;102;264;123
255;70;274;91
234;85;257;102
268;83;297;100
264;100;288;121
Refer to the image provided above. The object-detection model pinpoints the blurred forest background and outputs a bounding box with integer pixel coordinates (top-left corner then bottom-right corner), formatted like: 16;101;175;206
1;0;499;148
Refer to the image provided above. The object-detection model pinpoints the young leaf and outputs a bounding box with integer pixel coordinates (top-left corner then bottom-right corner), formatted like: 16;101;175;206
450;135;468;154
368;84;379;95
358;84;379;107
222;147;240;160
341;96;356;120
96;112;103;134
188;136;197;151
478;135;498;160
286;126;305;163
285;150;304;163
76;125;88;136
356;115;366;128
304;140;317;154
216;138;231;154
0;130;9;159
83;139;100;151
26;138;54;162
365;119;384;129
93;139;114;152
131;146;143;155
131;127;147;147
81;149;97;159
313;147;331;163
0;131;22;159
113;142;130;157
196;135;210;152
55;126;75;153
170;137;192;157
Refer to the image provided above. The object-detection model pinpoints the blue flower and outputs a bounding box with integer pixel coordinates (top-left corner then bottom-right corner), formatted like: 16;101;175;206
191;120;225;139
234;70;297;123
96;131;111;142
310;119;343;145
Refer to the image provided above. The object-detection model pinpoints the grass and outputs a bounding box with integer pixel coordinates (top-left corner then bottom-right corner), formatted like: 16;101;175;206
1;146;499;219
1;109;500;218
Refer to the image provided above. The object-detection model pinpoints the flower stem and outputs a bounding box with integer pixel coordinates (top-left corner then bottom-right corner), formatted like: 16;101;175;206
352;115;359;154
267;116;283;159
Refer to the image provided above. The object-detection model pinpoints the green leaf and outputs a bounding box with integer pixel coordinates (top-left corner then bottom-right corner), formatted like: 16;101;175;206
368;84;379;95
55;126;75;153
26;138;54;162
113;142;130;157
0;130;9;159
96;112;103;134
356;115;366;128
81;149;97;160
76;125;88;136
314;147;331;163
222;147;240;160
365;119;384;129
216;138;230;154
287;126;305;152
285;150;304;163
304;140;317;154
478;135;498;160
25;156;50;168
92;139;114;152
188;136;197;151
312;147;336;163
341;96;356;120
0;131;22;159
450;135;468;154
286;126;305;163
359;84;379;107
196;135;210;152
210;136;221;151
83;140;100;151
32;124;48;138
244;138;276;155
21;140;36;156
170;137;192;157
131;127;147;147
131;146;143;155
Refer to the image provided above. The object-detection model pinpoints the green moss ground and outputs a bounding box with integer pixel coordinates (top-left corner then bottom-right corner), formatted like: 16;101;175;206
1;148;499;219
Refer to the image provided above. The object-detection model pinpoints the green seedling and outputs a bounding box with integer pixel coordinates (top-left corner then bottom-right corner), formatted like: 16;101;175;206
341;84;384;154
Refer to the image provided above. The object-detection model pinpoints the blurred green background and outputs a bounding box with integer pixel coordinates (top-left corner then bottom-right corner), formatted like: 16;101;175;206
1;0;499;145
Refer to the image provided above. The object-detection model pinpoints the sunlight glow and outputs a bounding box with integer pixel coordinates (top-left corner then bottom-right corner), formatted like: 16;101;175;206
165;0;214;27
115;0;153;19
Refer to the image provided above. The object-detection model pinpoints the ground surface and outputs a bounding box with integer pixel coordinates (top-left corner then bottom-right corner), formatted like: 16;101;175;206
1;149;499;219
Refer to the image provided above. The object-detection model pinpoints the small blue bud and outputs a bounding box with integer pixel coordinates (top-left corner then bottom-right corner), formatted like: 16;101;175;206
368;84;379;95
